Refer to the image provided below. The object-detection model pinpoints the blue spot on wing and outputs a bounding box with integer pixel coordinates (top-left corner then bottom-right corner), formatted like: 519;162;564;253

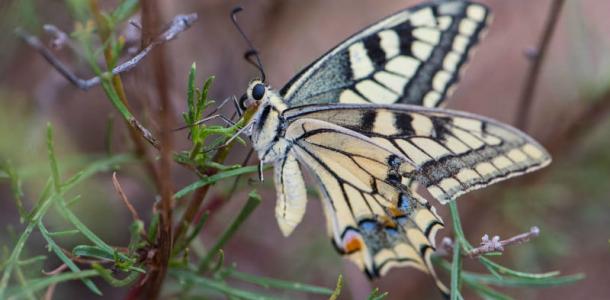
359;220;377;233
398;193;411;212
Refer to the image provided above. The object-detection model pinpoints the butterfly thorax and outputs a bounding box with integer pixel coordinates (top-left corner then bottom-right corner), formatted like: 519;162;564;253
249;86;291;163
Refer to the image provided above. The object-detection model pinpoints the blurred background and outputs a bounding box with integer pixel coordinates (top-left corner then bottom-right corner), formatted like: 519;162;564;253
1;0;609;299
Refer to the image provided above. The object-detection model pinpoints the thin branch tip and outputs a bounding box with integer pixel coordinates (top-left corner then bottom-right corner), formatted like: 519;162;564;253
467;226;542;258
440;226;541;258
16;12;198;91
112;172;142;222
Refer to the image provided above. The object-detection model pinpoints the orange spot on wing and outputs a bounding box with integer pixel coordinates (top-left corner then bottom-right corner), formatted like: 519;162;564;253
344;237;363;253
380;216;398;228
389;207;406;218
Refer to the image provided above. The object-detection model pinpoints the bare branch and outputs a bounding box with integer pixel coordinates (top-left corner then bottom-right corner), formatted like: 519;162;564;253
467;226;540;258
515;0;566;129
42;264;68;276
440;227;541;258
43;24;71;50
43;282;57;300
15;13;198;91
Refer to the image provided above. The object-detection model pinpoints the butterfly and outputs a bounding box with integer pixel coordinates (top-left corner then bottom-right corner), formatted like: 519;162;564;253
234;0;551;294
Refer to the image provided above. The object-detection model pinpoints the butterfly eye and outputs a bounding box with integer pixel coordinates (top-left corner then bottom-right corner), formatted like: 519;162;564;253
251;83;265;100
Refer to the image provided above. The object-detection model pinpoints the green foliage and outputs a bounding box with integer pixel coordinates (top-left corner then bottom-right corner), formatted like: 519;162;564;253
176;62;248;172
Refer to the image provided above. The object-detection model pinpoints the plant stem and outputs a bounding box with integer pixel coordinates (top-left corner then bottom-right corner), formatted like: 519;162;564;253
515;0;566;129
89;0;161;188
197;191;261;272
137;0;174;299
450;238;462;300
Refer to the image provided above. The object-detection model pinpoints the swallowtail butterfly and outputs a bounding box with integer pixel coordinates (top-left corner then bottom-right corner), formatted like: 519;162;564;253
236;1;550;294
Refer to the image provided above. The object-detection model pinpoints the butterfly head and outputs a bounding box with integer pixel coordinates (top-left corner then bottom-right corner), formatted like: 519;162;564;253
239;79;269;111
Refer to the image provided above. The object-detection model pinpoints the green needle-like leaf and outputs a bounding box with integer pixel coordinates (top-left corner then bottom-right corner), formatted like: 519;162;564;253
5;270;98;299
451;238;463;300
223;269;334;295
198;191;261;272
174;165;260;199
39;223;102;295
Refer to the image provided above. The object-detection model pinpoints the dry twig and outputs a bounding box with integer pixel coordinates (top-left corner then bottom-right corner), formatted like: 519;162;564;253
515;0;566;129
467;226;540;258
112;172;142;223
441;227;541;258
14;13;197;91
42;264;68;276
136;1;176;299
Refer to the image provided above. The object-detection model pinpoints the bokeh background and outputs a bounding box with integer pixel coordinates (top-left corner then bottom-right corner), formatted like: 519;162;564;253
1;0;610;299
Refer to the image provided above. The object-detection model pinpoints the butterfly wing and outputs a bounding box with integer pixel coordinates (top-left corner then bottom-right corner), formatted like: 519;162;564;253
279;1;490;108
281;118;448;293
283;104;551;204
274;152;308;237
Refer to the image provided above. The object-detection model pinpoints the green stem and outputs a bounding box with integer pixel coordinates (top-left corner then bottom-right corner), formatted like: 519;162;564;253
197;191;261;272
450;238;463;300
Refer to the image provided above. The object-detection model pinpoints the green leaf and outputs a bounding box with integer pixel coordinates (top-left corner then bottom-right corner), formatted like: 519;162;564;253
17;256;46;266
55;198;127;260
73;245;114;261
224;269;334;295
39;223;102;295
466;281;513;300
100;78;135;124
127;220;144;255
461;271;584;288
171;270;277;300
0;160;27;222
72;245;144;273
478;257;560;280
451;238;463;300
198;76;215;117
47;124;62;192
367;287;388;300
5;270;98;299
186;62;197;125
147;212;160;243
174;211;209;255
91;263;141;287
46;229;80;237
174;165;260;199
61;154;135;191
111;0;139;23
198;190;261;272
329;274;343;300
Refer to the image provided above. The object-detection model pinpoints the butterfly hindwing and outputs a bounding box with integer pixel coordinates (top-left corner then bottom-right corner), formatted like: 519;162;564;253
274;152;308;237
281;118;448;293
283;104;552;204
279;1;490;108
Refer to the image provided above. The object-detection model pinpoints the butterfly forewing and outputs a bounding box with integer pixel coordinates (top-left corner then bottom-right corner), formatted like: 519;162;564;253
279;1;490;108
283;104;552;204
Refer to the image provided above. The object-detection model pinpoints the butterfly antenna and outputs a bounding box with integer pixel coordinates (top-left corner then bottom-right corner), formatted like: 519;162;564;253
231;6;266;82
